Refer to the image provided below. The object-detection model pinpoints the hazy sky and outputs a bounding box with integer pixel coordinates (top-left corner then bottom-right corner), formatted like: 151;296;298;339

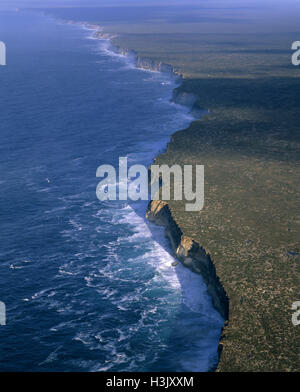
1;0;300;8
1;0;300;34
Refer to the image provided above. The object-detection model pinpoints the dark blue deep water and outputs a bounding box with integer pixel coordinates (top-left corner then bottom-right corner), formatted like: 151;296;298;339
0;11;223;371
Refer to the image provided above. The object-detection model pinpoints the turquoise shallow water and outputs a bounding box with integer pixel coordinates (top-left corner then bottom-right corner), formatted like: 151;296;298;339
0;10;223;371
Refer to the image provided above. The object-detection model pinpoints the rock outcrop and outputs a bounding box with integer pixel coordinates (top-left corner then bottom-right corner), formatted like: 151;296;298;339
93;31;183;80
146;200;229;321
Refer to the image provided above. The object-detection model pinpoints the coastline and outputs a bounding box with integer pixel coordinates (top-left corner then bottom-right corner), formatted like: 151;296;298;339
71;20;228;370
49;16;228;370
0;9;226;371
64;20;205;116
11;5;300;372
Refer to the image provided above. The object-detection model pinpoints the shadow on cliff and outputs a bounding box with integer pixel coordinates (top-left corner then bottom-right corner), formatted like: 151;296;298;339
128;200;225;372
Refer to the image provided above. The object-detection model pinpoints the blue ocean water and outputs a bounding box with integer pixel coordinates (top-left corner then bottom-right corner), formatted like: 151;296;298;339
0;11;223;372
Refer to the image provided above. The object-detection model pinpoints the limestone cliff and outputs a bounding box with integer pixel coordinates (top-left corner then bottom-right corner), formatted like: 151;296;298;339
84;21;228;369
146;200;229;321
93;31;183;80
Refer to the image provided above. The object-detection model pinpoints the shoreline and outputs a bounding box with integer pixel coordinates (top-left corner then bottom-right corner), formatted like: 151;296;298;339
64;18;228;371
12;6;300;372
64;20;206;116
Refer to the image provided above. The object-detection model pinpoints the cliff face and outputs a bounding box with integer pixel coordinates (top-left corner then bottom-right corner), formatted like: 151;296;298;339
93;31;183;80
95;26;229;370
146;200;229;321
93;29;208;118
62;18;300;372
136;57;176;76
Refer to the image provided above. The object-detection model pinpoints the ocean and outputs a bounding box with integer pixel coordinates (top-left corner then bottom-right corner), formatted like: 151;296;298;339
0;10;223;371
